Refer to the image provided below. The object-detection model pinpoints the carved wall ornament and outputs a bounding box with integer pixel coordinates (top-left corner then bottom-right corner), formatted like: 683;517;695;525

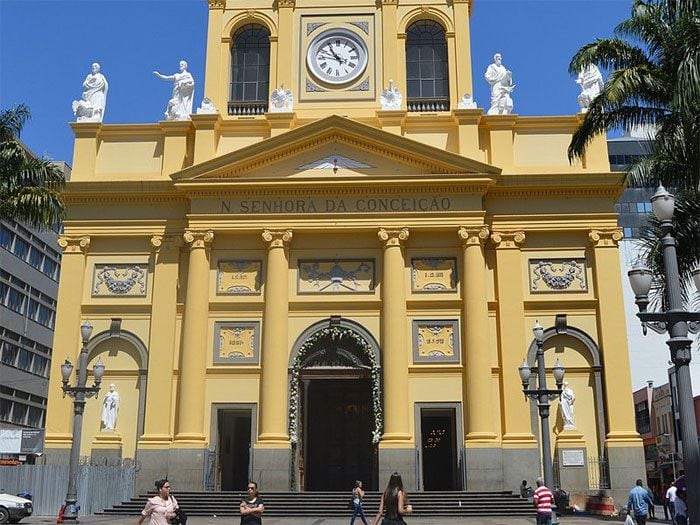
350;78;371;92
412;320;460;363
378;227;409;247
305;79;327;93
380;80;403;110
269;84;293;112
214;321;260;364
298;259;375;293
93;264;148;296
183;230;214;249
262;229;293;248
458;226;490;246
297;155;372;171
411;258;457;292
277;0;295;7
350;21;370;34
58;236;91;254
217;260;262;294
306;22;327;36
457;93;477;109
490;231;526;249
589;229;623;247
529;259;587;292
207;0;225;8
150;235;183;253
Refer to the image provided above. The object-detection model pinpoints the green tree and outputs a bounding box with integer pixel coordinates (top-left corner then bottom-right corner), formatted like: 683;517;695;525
0;104;65;230
567;0;700;296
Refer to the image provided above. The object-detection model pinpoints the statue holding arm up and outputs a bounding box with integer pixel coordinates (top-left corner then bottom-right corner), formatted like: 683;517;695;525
153;60;195;121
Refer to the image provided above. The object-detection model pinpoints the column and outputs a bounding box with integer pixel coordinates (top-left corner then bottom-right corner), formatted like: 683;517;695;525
378;228;410;441
258;230;293;443
174;230;213;443
380;0;399;88
589;229;644;497
491;231;539;489
276;0;295;90
451;0;474;99
44;236;90;458
458;227;496;442
254;230;292;490
140;235;181;444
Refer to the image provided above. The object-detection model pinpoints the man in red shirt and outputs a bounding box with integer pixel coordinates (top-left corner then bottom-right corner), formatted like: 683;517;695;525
533;477;554;525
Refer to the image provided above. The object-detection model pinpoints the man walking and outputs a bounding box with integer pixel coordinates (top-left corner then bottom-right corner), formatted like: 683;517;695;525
533;477;554;525
666;482;678;521
627;479;654;525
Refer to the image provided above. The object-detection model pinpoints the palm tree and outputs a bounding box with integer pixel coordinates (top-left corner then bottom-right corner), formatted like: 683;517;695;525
567;0;700;295
0;104;65;230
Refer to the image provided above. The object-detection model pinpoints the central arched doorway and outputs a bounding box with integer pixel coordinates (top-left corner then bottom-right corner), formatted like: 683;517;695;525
289;318;381;491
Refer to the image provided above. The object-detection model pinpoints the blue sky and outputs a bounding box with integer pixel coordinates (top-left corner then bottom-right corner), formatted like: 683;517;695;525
0;0;632;164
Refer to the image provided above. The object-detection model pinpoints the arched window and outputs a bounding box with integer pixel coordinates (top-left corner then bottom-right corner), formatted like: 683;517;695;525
405;20;449;112
229;24;270;115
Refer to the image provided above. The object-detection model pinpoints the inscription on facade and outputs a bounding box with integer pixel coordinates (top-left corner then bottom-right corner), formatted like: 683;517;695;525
411;258;457;291
217;260;262;294
214;321;260;364
412;320;460;363
191;195;474;215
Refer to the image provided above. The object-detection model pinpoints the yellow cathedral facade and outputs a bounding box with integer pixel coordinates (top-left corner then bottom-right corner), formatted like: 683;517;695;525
44;0;645;498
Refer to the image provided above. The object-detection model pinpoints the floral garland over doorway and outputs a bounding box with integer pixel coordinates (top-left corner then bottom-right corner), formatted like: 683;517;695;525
288;325;383;445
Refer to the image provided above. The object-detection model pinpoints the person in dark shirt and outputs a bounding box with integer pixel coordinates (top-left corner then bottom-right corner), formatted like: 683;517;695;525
240;481;264;525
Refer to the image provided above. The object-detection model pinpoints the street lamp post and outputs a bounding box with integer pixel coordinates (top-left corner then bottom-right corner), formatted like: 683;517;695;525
60;321;105;521
519;321;566;490
628;185;700;523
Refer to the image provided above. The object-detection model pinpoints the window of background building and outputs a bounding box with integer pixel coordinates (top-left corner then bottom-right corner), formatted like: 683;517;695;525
635;401;651;434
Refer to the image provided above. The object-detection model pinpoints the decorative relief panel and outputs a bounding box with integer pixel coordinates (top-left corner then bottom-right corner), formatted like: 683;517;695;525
298;259;374;293
217;260;262;295
411;258;457;292
214;322;260;364
412;320;460;363
529;259;587;292
92;264;147;297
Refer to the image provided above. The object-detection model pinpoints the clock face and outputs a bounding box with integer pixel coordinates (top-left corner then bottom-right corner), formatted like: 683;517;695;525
306;28;368;85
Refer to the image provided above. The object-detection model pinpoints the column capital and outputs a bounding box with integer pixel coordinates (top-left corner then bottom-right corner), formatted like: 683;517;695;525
378;227;409;247
458;226;490;247
151;235;183;253
490;231;525;249
262;229;293;248
183;230;214;249
207;0;225;8
589;228;623;247
277;0;295;7
380;0;398;4
57;236;90;254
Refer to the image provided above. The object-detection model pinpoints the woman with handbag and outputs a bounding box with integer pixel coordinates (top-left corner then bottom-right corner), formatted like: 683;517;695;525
350;480;369;525
137;479;179;525
372;472;413;525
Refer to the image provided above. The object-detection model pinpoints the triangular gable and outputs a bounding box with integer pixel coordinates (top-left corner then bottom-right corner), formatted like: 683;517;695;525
172;115;500;181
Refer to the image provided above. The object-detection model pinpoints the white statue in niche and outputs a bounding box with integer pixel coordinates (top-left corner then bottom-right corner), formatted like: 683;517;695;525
101;383;120;432
72;62;108;122
380;80;402;110
269;84;293;112
153;60;195;120
576;64;604;113
484;53;515;115
457;93;477;109
196;97;218;114
559;381;576;430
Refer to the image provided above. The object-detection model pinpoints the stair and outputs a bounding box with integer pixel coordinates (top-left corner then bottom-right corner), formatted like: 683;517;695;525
101;491;534;517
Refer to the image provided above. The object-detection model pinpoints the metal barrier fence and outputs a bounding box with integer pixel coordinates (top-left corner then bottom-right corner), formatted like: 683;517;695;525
552;455;610;490
0;457;135;516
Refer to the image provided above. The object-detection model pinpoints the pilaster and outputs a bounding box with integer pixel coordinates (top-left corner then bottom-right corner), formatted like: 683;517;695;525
204;0;225;111
160;120;193;176
139;235;182;446
482;115;517;171
588;229;640;444
70;123;101;180
452;109;482;159
174;230;213;444
446;32;458;109
276;1;295;91
458;226;497;444
378;228;411;443
45;236;91;450
491;231;535;446
451;0;474;100
376;110;406;135
266;112;296;138
258;230;293;445
380;0;399;88
191;114;222;164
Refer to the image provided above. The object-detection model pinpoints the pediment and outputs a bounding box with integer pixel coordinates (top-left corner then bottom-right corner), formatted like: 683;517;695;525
172;115;500;182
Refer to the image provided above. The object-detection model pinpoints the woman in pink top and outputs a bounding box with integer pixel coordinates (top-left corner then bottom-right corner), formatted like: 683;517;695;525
137;479;179;525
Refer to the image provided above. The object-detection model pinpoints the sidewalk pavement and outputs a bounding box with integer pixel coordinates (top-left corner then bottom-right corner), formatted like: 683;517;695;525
21;515;675;525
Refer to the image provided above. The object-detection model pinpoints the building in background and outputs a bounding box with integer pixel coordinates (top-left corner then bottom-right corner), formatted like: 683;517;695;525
0;161;68;459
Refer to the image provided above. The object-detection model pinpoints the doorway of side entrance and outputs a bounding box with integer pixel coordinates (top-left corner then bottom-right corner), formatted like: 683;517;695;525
216;407;254;491
303;377;377;491
417;406;461;491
